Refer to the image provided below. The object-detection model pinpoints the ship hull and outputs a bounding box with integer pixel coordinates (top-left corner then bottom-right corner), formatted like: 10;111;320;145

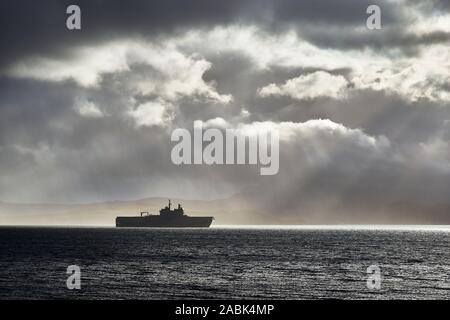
115;215;213;228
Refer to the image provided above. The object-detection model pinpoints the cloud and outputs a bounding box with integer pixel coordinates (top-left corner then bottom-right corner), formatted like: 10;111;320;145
128;99;173;127
351;46;450;102
220;118;450;223
258;71;349;100
75;97;104;118
6;43;130;87
6;40;232;104
180;26;450;103
204;117;231;129
236;119;390;170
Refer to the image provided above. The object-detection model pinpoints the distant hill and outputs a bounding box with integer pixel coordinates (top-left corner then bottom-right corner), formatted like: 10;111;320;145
0;196;256;226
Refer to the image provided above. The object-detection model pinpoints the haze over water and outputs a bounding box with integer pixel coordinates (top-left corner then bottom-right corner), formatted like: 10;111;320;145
0;226;449;299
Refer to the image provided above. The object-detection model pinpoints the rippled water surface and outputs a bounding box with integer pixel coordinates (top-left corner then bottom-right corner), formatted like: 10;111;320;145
0;227;449;299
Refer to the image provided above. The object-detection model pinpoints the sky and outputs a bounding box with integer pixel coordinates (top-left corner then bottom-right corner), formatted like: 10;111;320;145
1;0;450;223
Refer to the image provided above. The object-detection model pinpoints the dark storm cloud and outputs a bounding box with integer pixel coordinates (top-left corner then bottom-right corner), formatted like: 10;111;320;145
0;0;243;69
0;76;230;202
298;28;450;54
0;0;441;71
0;77;75;146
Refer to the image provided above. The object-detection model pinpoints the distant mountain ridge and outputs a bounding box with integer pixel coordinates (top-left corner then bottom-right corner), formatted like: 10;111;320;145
0;196;254;226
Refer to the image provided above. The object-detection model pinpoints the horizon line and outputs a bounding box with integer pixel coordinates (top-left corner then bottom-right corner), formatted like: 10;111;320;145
1;224;449;231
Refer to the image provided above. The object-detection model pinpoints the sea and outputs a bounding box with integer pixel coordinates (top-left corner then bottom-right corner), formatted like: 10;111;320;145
0;226;449;299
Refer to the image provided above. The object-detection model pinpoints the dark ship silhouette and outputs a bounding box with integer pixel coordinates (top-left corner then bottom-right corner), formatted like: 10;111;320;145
115;200;214;228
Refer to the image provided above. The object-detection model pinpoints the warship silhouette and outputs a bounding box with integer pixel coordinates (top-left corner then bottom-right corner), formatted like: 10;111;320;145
115;200;214;228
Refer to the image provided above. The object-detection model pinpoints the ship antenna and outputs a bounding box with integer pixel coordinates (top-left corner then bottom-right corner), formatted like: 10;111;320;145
168;199;171;210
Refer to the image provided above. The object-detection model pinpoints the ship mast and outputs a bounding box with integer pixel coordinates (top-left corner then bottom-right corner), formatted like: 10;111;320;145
168;199;171;210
